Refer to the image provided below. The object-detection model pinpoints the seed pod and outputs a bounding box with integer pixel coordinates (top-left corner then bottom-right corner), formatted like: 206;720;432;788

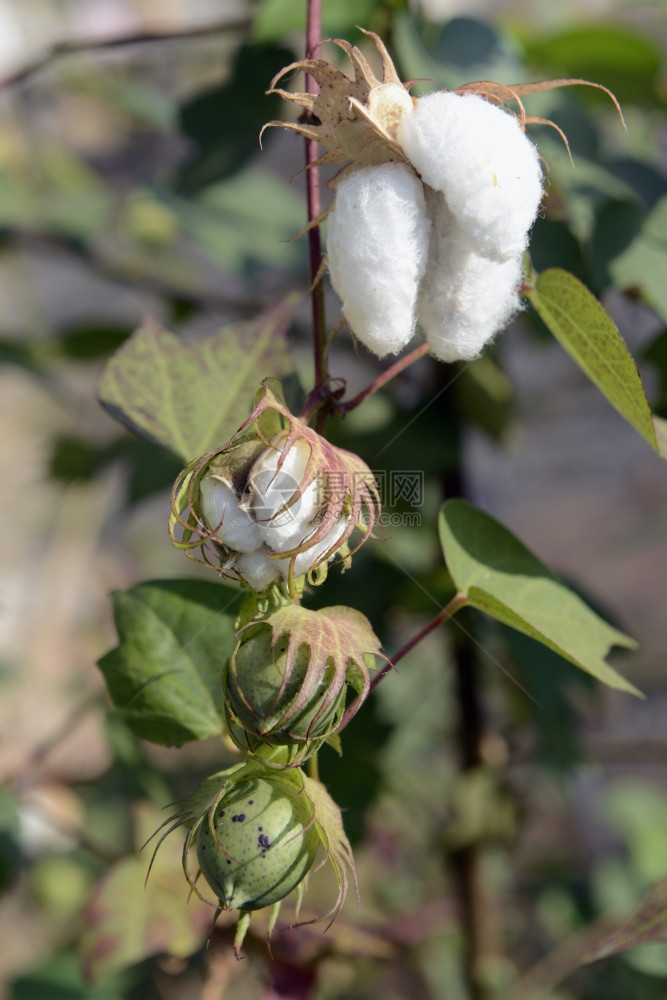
222;602;381;766
149;760;358;956
224;624;345;751
195;770;319;912
169;380;380;595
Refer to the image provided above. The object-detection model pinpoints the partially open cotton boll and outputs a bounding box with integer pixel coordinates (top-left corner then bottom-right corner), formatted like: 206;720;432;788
327;162;431;357
398;91;543;263
418;193;523;362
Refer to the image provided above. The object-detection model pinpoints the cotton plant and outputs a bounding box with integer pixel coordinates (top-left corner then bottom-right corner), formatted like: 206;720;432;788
92;20;667;981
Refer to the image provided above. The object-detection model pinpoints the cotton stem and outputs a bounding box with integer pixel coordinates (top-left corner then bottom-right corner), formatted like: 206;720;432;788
304;0;328;423
341;342;431;415
369;594;468;693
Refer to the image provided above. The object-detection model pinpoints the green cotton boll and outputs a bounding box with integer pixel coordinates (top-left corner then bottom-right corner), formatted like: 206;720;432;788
196;774;319;911
224;624;347;746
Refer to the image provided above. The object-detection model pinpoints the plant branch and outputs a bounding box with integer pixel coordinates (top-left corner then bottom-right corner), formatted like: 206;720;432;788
304;0;328;427
341;342;431;414
370;594;468;692
0;17;253;91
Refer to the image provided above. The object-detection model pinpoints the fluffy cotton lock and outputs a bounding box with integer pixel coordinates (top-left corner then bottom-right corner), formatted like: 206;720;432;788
199;476;261;553
398;91;543;263
326;162;431;357
417;192;523;362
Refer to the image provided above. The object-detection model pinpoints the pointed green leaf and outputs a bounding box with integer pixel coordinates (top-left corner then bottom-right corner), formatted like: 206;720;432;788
97;579;242;746
439;499;639;695
525;268;667;460
97;298;295;461
80;804;210;983
586;876;667;964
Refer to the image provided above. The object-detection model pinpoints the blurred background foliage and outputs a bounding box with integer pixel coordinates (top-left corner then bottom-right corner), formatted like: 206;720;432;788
1;0;667;998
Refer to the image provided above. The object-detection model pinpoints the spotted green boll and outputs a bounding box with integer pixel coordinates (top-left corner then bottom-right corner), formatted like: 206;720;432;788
195;772;319;911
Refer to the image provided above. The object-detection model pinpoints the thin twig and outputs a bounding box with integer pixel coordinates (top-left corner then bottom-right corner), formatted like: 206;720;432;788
304;0;329;432
504;915;617;1000
341;342;431;414
5;691;101;788
0;17;253;91
370;594;468;692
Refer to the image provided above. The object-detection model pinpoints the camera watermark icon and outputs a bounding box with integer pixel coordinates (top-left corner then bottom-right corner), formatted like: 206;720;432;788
249;466;305;527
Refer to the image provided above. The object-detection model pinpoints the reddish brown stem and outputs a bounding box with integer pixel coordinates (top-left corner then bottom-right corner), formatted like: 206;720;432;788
341;342;431;414
305;0;328;421
370;594;468;692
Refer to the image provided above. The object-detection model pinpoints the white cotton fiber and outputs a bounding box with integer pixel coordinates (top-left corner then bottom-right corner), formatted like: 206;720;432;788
250;437;320;551
276;513;351;579
235;548;281;592
398;91;543;263
418;193;523;362
199;475;262;553
327;162;431;357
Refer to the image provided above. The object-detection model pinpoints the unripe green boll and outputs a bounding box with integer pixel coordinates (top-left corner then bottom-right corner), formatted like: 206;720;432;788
224;623;346;748
221;601;381;766
195;772;319;911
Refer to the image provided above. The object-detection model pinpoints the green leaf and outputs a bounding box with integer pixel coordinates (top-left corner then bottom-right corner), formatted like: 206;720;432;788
80;804;210;983
97;579;242;746
586;877;667;965
525;268;667;460
97;297;295;461
439;499;639;695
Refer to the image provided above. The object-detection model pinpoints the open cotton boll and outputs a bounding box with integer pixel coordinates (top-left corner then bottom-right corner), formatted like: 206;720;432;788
236;548;282;592
327;162;431;357
199;474;262;553
398;91;543;263
418;194;523;362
